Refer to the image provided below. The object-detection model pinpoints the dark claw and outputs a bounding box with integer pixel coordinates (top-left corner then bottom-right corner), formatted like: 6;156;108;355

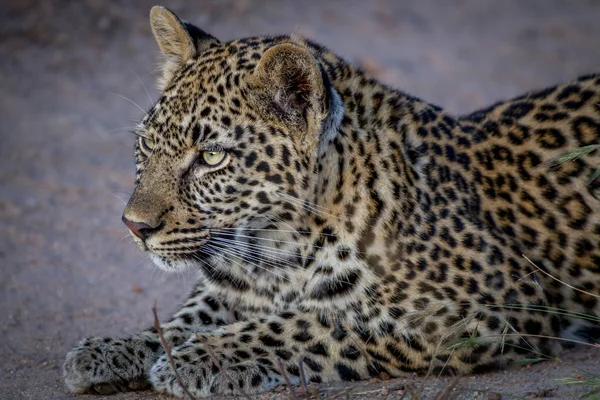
92;383;118;395
128;378;151;391
90;378;150;395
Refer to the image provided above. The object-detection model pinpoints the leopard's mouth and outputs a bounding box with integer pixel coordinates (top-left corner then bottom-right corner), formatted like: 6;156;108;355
129;234;149;252
147;232;211;256
140;224;284;273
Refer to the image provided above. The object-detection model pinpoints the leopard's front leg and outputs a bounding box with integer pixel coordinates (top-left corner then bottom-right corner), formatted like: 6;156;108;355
151;311;375;397
63;282;240;395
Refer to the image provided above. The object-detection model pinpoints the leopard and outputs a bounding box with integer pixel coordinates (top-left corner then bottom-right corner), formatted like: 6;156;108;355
63;5;600;398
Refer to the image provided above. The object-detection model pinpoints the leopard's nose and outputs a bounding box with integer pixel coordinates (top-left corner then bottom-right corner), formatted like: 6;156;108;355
122;215;159;240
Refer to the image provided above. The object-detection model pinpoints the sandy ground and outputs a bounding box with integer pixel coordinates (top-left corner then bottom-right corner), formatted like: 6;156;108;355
1;1;599;399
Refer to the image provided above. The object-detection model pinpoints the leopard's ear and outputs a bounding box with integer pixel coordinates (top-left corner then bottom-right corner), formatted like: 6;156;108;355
252;43;328;138
149;6;219;88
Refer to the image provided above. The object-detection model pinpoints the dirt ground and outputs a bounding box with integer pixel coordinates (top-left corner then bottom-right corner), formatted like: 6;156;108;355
1;1;599;399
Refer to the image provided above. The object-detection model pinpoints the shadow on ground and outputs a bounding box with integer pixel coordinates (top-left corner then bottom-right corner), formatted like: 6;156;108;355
1;1;599;399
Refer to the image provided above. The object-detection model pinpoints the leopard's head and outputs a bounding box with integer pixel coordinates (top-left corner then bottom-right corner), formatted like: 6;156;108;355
122;6;342;272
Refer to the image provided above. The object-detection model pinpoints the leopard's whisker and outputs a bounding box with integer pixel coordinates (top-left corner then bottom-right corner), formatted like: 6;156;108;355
201;226;337;237
130;130;151;139
127;66;154;108
266;214;302;237
276;192;339;220
276;191;333;214
175;231;304;258
117;233;132;244
189;248;249;279
210;242;298;272
205;234;311;259
208;229;371;256
203;243;290;281
208;237;304;270
108;92;148;116
209;230;324;249
108;126;143;134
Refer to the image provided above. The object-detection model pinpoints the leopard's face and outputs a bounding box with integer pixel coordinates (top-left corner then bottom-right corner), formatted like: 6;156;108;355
123;37;332;272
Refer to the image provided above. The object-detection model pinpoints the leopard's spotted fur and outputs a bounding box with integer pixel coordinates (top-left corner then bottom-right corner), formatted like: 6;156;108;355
64;6;600;397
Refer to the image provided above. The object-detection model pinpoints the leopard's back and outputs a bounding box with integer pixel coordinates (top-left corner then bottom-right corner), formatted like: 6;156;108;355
458;75;600;318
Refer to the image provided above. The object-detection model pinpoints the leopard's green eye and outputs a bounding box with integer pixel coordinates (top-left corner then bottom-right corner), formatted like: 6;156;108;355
202;150;226;166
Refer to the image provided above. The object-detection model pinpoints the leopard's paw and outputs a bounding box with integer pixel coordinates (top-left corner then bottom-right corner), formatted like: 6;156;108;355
150;341;284;397
63;336;157;394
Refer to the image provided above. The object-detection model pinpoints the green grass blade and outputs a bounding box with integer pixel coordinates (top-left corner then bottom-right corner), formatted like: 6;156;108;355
550;144;600;168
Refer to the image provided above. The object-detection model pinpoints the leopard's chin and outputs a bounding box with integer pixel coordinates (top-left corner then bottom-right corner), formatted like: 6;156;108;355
149;253;197;273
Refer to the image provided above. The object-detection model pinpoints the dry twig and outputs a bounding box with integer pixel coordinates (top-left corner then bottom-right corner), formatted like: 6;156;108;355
152;304;197;400
275;357;300;400
297;355;311;400
433;377;461;400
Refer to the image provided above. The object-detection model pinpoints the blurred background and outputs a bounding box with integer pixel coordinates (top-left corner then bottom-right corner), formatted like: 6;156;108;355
1;1;599;399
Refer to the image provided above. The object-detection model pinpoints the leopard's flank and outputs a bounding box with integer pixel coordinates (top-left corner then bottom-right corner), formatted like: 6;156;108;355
64;6;600;397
